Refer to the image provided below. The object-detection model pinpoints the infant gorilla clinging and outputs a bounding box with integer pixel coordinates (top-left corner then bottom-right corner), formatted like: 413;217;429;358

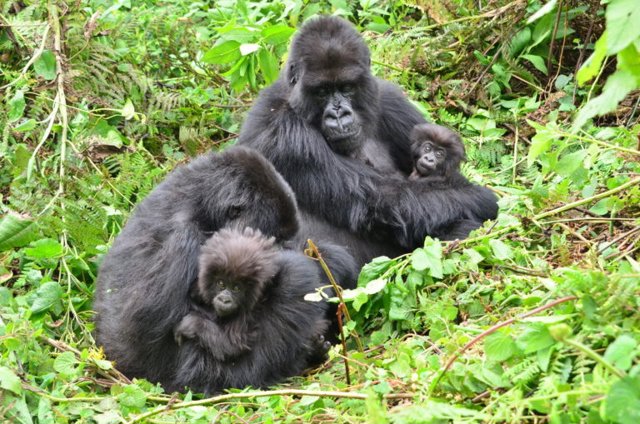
172;227;335;393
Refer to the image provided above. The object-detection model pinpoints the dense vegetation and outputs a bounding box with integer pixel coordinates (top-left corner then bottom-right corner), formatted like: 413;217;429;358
1;0;639;422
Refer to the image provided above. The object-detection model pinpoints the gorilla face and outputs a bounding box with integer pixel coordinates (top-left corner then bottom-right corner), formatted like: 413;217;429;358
414;141;446;176
286;18;380;156
410;124;466;179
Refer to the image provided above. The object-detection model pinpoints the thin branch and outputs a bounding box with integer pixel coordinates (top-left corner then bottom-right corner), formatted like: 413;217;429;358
430;296;577;391
126;389;414;424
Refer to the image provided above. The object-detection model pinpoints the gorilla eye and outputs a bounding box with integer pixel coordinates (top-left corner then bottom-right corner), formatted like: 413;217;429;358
231;285;241;292
217;281;225;289
341;84;355;94
436;151;444;158
424;144;432;152
315;87;329;98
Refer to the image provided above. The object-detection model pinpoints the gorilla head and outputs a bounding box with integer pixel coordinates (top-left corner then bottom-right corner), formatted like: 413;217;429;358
285;16;379;156
409;124;466;179
194;227;278;318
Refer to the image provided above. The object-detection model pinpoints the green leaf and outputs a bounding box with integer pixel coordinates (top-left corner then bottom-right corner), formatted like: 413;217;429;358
605;0;640;55
30;281;64;313
522;54;548;75
25;238;64;259
257;48;279;84
8;90;26;123
118;384;147;409
0;366;22;395
239;43;260;56
573;70;638;130
411;239;443;278
556;149;587;177
577;32;608;85
53;351;78;377
34;50;56;80
121;99;135;120
605;376;640;424
0;213;38;252
527;0;558;24
604;335;638;371
14;119;37;132
484;330;517;362
202;40;241;65
527;121;554;165
261;25;295;46
517;323;556;354
489;239;513;260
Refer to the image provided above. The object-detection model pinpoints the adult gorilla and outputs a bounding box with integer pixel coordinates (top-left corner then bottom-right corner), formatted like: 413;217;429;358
238;16;498;261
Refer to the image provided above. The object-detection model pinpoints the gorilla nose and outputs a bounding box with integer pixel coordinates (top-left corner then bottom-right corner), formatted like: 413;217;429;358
324;108;353;129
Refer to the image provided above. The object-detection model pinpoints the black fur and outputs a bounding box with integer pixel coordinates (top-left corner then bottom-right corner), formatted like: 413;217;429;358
238;16;498;253
172;227;338;393
93;146;357;393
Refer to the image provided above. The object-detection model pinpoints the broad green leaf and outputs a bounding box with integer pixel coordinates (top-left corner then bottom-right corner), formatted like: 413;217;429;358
604;335;638;371
25;238;63;259
239;43;260;56
352;291;369;311
605;376;640;424
589;197;614;215
411;244;443;278
522;54;548;75
53;351;78;376
509;28;532;57
556;149;587;177
574;70;638;130
605;0;640;54
618;44;640;80
577;31;608;85
14;119;36;132
118;384;147;409
121;99;135;120
363;278;387;295
527;0;558;24
0;366;22;395
358;256;393;286
517;323;556;353
258;48;279;84
8;90;26;123
489;239;513;260
527;121;554;165
202;40;241;65
34;50;56;80
261;25;295;46
0;213;38;252
484;330;517;362
30;281;63;313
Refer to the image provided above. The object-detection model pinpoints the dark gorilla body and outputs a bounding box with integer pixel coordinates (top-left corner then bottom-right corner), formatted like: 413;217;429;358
94;146;358;394
238;16;498;262
172;227;336;393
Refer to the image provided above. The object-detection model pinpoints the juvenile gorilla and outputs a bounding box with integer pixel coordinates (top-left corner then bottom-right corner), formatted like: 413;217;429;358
408;123;487;239
172;227;335;393
238;16;498;254
94;146;357;393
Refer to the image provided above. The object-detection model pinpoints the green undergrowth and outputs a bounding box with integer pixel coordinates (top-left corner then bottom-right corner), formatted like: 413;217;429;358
1;0;639;423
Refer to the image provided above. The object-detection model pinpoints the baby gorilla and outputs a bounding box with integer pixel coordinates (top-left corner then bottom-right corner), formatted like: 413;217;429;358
409;123;465;183
173;227;332;393
409;123;488;240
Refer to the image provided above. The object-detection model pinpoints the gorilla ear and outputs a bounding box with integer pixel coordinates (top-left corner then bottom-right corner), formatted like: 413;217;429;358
288;62;298;85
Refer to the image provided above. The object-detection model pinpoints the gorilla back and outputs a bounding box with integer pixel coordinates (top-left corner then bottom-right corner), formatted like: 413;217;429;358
93;147;302;391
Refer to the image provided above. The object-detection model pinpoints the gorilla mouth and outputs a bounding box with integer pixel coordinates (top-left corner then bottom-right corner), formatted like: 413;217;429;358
416;162;436;174
325;127;362;154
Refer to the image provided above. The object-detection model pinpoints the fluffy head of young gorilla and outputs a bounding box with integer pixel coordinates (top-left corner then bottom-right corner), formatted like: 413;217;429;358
93;146;303;391
285;16;380;156
410;123;466;178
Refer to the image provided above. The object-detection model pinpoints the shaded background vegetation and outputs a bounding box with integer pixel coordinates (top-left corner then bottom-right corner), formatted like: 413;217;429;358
1;0;639;423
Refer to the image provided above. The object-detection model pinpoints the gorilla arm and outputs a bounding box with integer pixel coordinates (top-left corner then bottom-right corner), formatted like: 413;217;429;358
239;82;498;250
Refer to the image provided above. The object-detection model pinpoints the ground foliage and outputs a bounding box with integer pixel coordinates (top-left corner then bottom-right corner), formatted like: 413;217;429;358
1;0;639;423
